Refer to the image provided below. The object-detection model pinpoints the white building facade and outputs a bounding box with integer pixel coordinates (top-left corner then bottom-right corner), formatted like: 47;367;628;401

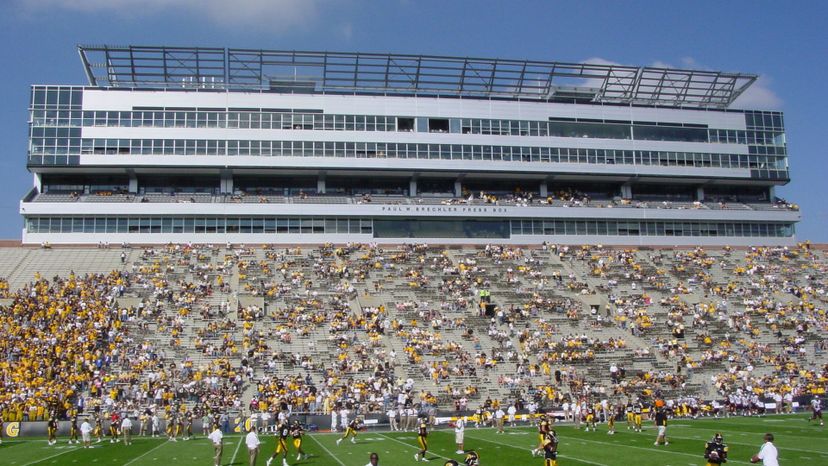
20;46;799;245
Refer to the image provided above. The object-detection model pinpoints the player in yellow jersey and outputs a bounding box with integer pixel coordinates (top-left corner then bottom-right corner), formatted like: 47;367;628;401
633;401;643;432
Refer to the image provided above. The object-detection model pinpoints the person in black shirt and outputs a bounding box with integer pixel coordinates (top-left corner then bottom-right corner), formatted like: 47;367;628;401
654;408;669;446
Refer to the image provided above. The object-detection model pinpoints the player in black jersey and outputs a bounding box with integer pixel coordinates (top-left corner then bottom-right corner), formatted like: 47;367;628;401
68;411;79;444
266;421;290;466
47;414;58;445
542;430;559;466
290;419;308;461
704;433;728;465
415;417;429;462
532;414;551;456
337;416;362;445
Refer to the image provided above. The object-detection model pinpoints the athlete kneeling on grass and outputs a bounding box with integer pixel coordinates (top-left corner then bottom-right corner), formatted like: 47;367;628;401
443;450;480;466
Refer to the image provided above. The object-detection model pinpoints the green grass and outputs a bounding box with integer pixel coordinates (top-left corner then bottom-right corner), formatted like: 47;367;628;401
1;415;825;465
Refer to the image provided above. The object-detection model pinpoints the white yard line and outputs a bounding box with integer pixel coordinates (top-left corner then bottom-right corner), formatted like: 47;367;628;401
123;440;169;466
229;435;245;466
307;434;347;466
462;433;610;466
566;435;752;465
644;432;828;456
21;446;81;466
375;432;454;462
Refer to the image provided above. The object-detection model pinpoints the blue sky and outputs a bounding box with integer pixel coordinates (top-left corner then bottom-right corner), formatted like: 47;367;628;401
0;0;825;241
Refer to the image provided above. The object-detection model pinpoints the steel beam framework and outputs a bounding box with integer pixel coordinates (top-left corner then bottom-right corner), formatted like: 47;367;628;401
77;45;757;108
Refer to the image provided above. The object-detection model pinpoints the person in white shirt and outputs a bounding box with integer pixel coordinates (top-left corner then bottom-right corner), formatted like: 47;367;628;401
750;433;779;466
494;408;505;433
365;452;379;466
507;405;517;426
208;425;223;466
454;417;465;453
562;401;571;422
80;419;93;448
528;402;538;426
330;408;338;433
340;408;350;432
245;425;260;466
120;417;133;445
387;407;398;431
151;413;160;437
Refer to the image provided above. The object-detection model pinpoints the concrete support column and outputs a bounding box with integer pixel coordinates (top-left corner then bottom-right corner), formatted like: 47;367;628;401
539;182;548;198
317;178;326;194
409;178;417;197
696;187;705;202
220;171;233;195
454;179;463;197
128;174;138;194
33;173;42;192
768;186;776;201
621;183;632;199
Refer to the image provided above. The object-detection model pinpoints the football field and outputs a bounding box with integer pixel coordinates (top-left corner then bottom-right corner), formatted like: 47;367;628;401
1;415;824;466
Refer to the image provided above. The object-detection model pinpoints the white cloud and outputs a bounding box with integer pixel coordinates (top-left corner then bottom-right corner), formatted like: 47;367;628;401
580;56;782;109
731;76;783;110
15;0;320;29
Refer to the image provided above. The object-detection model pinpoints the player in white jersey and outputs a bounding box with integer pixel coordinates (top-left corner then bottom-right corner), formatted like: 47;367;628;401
809;398;824;426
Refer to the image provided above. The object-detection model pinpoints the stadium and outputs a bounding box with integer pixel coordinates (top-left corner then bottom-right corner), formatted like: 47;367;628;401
0;44;824;466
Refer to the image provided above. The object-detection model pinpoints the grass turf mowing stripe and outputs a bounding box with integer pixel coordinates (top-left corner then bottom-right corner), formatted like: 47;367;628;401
376;432;454;462
123;439;169;465
308;433;347;466
462;432;610;466
230;434;245;466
